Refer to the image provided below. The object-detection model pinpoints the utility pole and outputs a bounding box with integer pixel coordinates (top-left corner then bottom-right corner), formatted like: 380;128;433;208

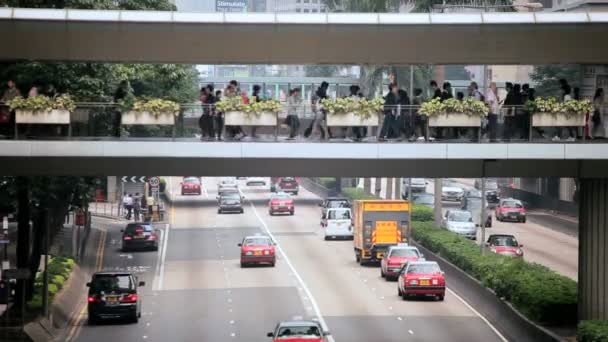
407;177;413;242
42;210;50;319
480;175;487;254
434;178;443;226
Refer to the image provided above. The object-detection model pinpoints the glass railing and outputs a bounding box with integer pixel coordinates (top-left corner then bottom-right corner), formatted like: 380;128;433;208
0;102;603;143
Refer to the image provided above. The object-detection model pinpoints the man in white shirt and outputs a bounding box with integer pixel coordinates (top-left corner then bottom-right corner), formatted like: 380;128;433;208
485;82;500;142
123;194;134;220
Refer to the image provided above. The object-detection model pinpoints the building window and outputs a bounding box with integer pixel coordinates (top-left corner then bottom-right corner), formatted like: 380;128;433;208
296;0;301;2
312;9;318;12
303;8;310;12
312;0;318;3
296;8;301;12
304;0;310;3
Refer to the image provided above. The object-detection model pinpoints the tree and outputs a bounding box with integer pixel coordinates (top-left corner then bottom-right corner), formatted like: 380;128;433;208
530;65;582;97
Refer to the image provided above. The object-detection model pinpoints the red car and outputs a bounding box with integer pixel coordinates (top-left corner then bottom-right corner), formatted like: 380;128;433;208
495;198;526;223
397;261;445;301
181;177;201;195
267;320;329;342
269;192;294;216
486;234;524;258
380;245;422;281
239;235;276;267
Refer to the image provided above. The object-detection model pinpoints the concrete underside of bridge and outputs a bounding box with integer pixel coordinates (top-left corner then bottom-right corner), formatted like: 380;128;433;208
579;178;608;320
1;10;608;64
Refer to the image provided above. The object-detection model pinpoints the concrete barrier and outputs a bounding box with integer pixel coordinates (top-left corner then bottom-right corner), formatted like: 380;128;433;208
412;242;570;342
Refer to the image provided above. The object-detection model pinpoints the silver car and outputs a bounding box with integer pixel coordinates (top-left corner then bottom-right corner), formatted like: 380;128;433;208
442;210;477;240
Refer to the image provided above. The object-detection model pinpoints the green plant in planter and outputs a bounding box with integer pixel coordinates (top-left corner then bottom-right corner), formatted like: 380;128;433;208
419;97;488;118
118;95;180;117
8;94;76;113
215;96;246;113
561;99;593;117
321;97;383;119
419;98;443;117
526;97;593;118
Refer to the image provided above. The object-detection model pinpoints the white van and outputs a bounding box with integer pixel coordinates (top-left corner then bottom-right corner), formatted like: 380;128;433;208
323;208;353;240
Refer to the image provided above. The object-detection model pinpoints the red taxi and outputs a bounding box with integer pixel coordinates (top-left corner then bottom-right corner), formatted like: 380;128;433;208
380;245;422;281
495;198;526;223
181;176;201;196
397;261;445;301
239;235;276;267
486;234;524;258
269;192;294;216
267;320;330;342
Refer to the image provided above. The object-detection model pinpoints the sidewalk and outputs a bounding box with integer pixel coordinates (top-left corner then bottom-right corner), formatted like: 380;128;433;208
88;201;122;220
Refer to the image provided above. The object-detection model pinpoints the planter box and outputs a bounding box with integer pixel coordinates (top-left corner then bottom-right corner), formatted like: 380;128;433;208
224;111;277;126
121;111;175;126
532;113;585;127
327;112;380;127
15;109;70;124
428;113;481;127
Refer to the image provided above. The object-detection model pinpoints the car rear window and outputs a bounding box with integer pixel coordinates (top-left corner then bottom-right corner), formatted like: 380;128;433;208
124;224;153;234
277;325;321;337
243;237;272;246
183;177;200;184
91;274;134;292
502;201;522;208
280;177;296;183
328;209;351;220
273;193;291;199
390;248;419;257
327;200;349;208
448;212;472;222
407;264;441;274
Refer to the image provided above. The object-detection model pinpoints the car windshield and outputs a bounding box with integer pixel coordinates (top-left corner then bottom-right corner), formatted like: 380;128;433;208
221;194;240;202
243;238;271;246
124;224;152;234
413;195;433;205
183;177;200;184
90;275;134;293
277;325;321;338
390;248;419;257
502;201;522;208
327;200;349;208
491;236;519;247
449;212;472;222
407;264;441;274
328;209;351;220
485;181;499;190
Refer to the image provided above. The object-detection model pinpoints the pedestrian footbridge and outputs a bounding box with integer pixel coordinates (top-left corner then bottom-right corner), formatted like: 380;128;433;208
0;140;607;178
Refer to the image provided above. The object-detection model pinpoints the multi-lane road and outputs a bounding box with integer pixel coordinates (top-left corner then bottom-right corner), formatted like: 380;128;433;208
70;177;507;342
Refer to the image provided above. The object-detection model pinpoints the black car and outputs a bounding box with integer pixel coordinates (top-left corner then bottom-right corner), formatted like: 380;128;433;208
218;193;244;214
121;223;159;251
87;272;144;324
473;179;500;207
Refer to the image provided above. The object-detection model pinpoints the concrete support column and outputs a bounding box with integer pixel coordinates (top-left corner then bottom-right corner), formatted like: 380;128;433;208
363;178;371;195
386;178;394;200
579;178;608;320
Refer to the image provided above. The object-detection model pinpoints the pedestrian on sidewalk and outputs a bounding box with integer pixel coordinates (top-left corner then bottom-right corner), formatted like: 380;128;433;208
125;194;133;220
133;192;141;222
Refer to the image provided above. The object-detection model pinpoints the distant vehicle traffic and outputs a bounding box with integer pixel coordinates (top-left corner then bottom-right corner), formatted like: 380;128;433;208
269;192;295;216
461;197;492;228
217;186;240;202
380;244;422;281
246;177;267;186
412;193;434;208
239;235;276;267
486;234;524;258
474;178;501;207
218;192;244;214
275;177;299;195
319;197;351;221
495;198;526;223
401;178;428;198
441;186;464;202
442;210;477;240
121;223;159;251
353;200;410;265
322;207;353;240
87;272;145;324
397;261;445;301
267;320;330;342
180;176;201;196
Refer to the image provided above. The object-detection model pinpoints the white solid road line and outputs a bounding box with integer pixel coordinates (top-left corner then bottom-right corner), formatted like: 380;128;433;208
447;288;509;342
157;223;171;291
153;228;165;291
201;180;209;199
247;198;336;342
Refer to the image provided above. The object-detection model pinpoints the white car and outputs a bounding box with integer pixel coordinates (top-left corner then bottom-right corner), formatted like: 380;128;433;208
246;177;266;186
322;208;353;240
442;210;477;240
402;178;428;198
442;186;464;202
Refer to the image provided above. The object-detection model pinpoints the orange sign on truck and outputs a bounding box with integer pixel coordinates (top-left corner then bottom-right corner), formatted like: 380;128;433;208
353;200;410;265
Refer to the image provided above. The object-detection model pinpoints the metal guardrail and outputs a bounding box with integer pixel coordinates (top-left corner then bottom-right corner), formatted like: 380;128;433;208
0;102;602;143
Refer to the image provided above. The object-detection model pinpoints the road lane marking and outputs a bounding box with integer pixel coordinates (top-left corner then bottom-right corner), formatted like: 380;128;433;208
247;200;335;342
66;228;106;342
201;180;209;198
408;330;414;335
447;288;508;342
157;223;171;290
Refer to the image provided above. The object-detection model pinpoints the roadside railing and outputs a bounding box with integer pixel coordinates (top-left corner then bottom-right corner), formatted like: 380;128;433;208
0;102;603;143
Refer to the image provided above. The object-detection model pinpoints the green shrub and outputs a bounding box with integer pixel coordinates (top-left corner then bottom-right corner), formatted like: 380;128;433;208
52;274;66;286
27;256;75;311
579;321;608;342
318;177;337;189
341;187;379;200
412;204;433;222
412;222;578;325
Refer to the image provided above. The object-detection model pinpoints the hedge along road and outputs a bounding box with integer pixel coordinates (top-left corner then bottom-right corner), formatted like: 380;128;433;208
425;179;578;280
